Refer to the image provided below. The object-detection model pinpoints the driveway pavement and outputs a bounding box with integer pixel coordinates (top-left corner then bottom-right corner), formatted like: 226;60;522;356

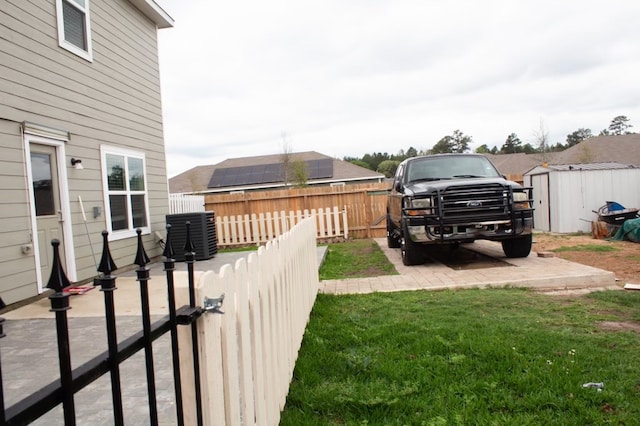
320;238;618;294
0;239;618;424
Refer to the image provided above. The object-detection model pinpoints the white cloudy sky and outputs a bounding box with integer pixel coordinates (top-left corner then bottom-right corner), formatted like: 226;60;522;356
157;0;640;177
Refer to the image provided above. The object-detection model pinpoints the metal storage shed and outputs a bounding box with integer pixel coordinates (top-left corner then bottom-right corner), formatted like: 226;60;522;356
523;163;640;233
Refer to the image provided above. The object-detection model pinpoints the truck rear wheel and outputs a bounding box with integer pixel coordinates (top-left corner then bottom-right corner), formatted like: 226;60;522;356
401;222;424;265
501;235;532;258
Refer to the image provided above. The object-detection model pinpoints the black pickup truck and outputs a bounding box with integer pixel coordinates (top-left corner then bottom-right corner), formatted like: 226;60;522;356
387;154;534;265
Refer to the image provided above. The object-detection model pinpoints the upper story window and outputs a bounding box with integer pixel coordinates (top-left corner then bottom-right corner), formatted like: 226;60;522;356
56;0;93;62
101;146;150;240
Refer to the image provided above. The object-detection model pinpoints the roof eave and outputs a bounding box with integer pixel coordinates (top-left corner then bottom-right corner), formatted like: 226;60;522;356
129;0;174;28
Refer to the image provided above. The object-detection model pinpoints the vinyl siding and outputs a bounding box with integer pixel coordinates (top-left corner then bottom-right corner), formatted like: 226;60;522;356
0;120;38;303
0;0;171;305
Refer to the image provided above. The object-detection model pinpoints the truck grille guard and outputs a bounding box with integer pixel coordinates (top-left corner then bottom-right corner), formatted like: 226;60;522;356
427;183;534;240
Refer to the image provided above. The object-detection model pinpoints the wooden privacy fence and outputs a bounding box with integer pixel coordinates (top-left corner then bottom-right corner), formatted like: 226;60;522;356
216;206;348;247
205;182;390;240
177;216;319;424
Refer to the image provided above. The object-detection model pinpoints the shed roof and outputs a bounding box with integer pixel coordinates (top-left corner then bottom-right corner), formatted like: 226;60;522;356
524;162;636;175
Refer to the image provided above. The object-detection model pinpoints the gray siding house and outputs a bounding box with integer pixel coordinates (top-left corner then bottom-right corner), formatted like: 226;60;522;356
0;0;173;306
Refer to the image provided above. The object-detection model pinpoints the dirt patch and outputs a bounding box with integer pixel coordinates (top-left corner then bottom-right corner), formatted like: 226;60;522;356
533;233;640;284
597;321;640;334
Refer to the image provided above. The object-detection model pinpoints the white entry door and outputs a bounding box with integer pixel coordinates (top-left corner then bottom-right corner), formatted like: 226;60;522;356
30;143;67;288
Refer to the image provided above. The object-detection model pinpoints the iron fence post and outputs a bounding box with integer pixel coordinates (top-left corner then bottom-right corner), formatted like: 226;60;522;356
134;228;159;425
0;317;6;425
47;239;76;426
163;224;185;426
184;221;204;426
97;231;124;426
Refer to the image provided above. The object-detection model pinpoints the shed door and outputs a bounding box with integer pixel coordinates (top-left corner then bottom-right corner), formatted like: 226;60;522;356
30;144;67;288
531;174;550;231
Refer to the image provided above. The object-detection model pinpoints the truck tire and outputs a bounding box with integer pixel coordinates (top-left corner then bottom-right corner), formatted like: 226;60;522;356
501;235;532;258
401;222;424;265
387;215;401;248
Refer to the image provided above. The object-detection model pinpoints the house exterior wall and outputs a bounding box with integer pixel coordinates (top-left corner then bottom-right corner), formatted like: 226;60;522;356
0;0;170;305
526;169;640;233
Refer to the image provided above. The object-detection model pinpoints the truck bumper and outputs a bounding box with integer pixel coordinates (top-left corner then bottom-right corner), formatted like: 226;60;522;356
406;215;533;243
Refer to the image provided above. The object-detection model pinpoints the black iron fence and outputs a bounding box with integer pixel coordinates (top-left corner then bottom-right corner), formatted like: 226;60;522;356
0;223;208;425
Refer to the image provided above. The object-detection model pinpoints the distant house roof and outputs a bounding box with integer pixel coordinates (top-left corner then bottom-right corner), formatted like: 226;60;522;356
549;134;640;166
484;134;640;176
169;151;385;194
484;153;541;176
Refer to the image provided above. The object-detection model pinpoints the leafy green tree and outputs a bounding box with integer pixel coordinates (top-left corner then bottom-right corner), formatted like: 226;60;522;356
475;144;492;154
521;143;537;154
602;115;633;135
290;159;308;188
500;133;522;154
406;146;418;158
348;159;373;170
362;152;391;171
566;128;592;147
432;130;471;154
376;160;400;178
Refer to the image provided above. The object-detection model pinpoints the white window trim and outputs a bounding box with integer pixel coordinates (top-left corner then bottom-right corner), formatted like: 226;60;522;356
55;0;93;62
100;145;151;241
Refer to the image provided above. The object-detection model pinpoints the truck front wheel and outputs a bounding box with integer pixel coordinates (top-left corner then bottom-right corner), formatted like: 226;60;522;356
387;215;401;248
501;235;532;258
401;222;424;265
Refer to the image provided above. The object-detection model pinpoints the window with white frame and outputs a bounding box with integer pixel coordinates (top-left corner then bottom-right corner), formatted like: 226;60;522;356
101;147;150;239
56;0;93;61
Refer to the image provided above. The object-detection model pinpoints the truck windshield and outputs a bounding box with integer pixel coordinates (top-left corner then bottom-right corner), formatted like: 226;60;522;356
406;156;501;183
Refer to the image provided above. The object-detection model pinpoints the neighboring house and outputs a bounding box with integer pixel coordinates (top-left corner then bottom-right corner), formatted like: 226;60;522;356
0;0;173;306
484;153;540;183
169;151;386;194
524;163;640;233
550;134;640;166
486;134;640;178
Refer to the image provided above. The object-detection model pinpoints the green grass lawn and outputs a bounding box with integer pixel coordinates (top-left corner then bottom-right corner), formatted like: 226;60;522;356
280;241;640;425
319;239;398;280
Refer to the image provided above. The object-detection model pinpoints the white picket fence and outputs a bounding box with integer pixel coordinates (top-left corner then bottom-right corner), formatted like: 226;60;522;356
216;206;348;246
176;217;319;425
169;193;206;214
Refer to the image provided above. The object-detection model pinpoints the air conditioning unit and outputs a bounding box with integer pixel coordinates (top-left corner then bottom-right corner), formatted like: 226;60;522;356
165;211;217;261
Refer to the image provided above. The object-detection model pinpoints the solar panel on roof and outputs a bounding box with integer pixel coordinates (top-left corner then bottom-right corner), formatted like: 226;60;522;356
208;158;334;188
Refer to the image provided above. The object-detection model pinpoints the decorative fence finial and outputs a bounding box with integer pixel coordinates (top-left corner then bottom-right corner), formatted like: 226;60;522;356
97;231;118;275
46;239;71;292
162;224;175;259
134;228;150;267
184;221;195;254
